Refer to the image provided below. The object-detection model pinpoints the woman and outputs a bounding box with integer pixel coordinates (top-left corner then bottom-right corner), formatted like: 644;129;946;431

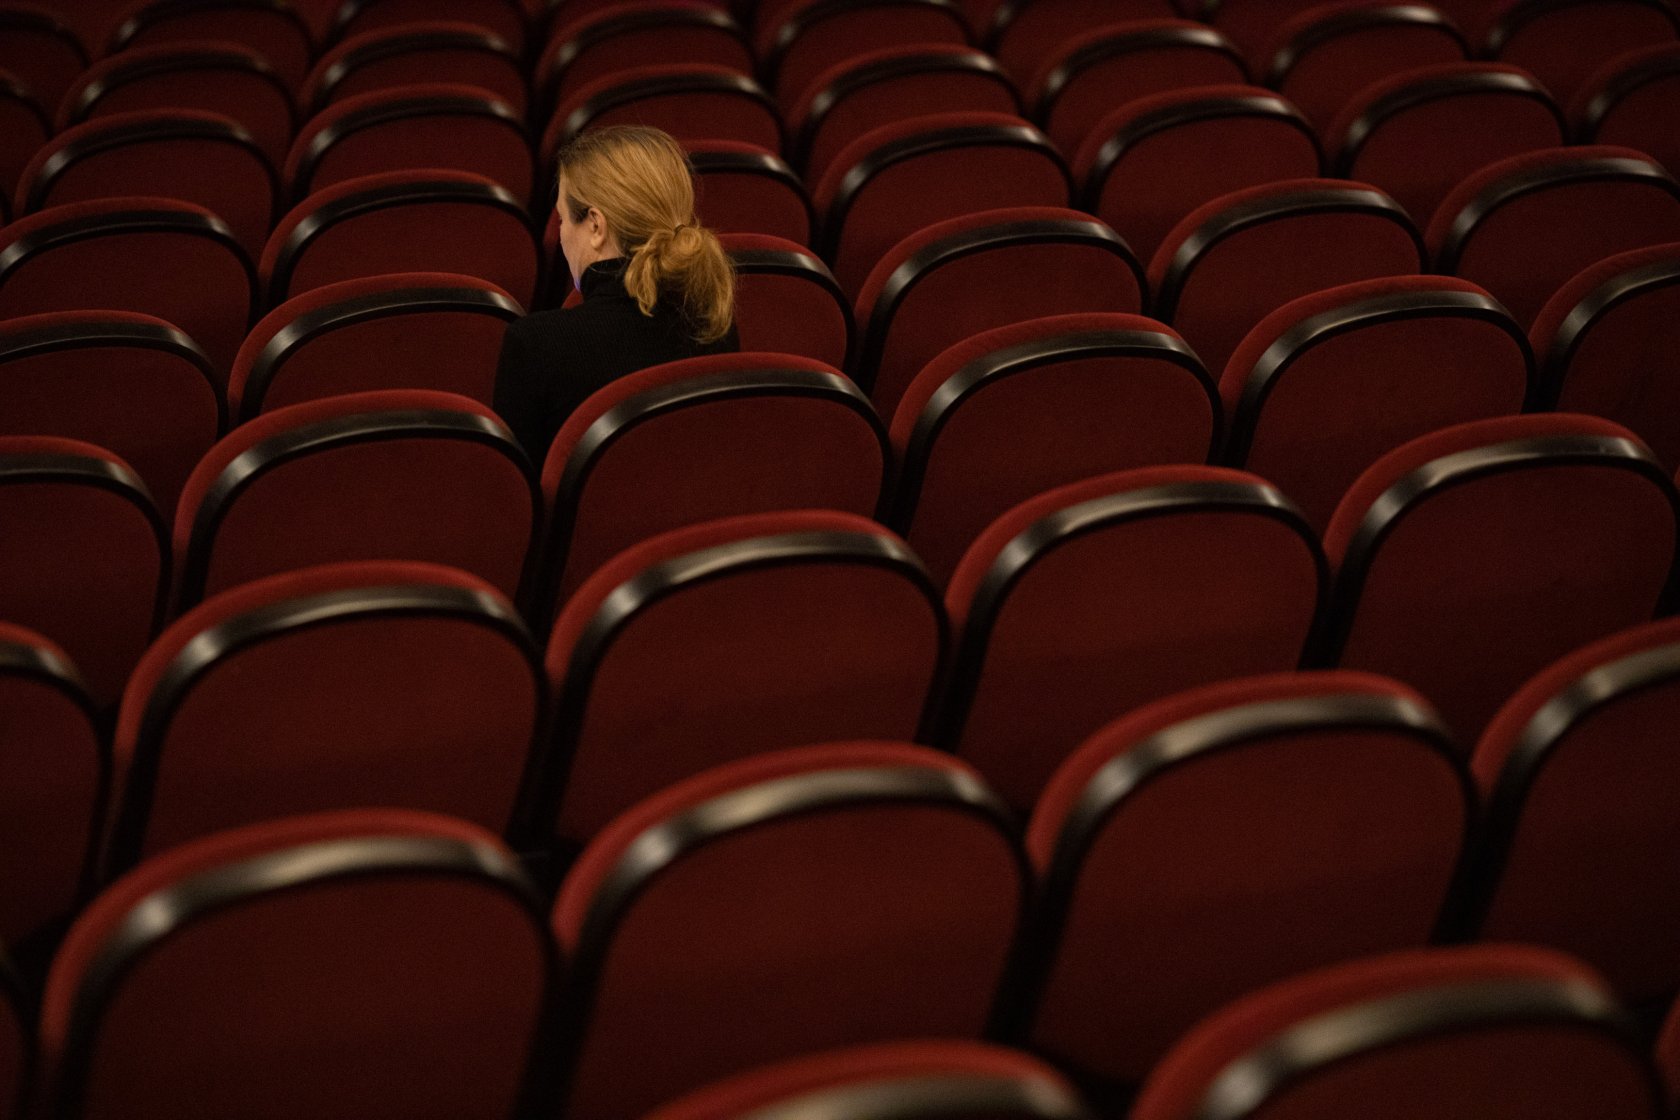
493;126;739;462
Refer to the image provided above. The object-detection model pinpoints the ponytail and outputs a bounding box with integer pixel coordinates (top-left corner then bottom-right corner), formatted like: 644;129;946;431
624;223;735;343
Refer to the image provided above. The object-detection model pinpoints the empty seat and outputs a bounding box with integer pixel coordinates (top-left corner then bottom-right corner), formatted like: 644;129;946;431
1018;670;1470;1086
1460;617;1680;1004
938;465;1325;808
550;743;1024;1119
538;513;944;843
891;312;1219;584
331;0;530;52
854;206;1144;419
722;232;854;368
791;44;1019;182
57;41;295;167
537;2;752;116
173;389;537;607
645;1041;1093;1120
1075;84;1321;265
0;70;48;206
1485;0;1679;105
0;195;255;375
285;83;534;205
302;20;527;116
0;310;221;511
1572;44;1680;191
1222;275;1532;530
814;111;1072;295
1429;146;1680;326
989;0;1183;83
759;0;972;106
690;140;813;244
1323;413;1680;739
261;168;542;306
1328;62;1564;227
0;437;167;706
1153;178;1424;373
1029;19;1248;158
230;271;523;421
1196;0;1361;63
539;353;887;608
41;809;557;1120
542;64;781;172
0;4;85;116
17;108;280;258
108;0;315;91
0;623;104;954
1530;244;1680;468
1132;945;1662;1120
1262;0;1469;131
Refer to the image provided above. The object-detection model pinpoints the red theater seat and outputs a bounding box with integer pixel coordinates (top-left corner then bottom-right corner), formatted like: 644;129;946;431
302;20;527;116
689;141;813;244
41;810;557;1120
538;513;943;843
1221;275;1532;531
0;4;82;118
1323;413;1680;740
758;0;973;106
331;0;530;53
1484;0;1679;106
989;0;1183;83
1571;44;1680;195
1019;671;1470;1086
890;312;1219;585
1195;0;1358;64
108;0;315;91
938;466;1325;809
0;71;48;207
722;233;854;368
542;64;781;172
536;2;752;116
550;744;1025;1120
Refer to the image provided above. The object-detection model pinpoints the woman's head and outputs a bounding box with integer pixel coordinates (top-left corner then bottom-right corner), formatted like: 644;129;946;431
555;126;734;343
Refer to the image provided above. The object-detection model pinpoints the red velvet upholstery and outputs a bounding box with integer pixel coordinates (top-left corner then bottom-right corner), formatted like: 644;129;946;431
57;41;295;167
542;64;781;171
1467;617;1680;1001
302;20;527;115
892;312;1218;584
1023;670;1469;1083
644;1041;1088;1120
992;0;1182;85
173;389;537;606
689;140;812;245
0;75;47;208
1323;413;1678;740
0;309;221;512
758;0;972;105
260;168;541;306
332;0;530;53
941;465;1324;808
0;621;103;951
539;353;886;607
0;5;85;118
1133;945;1660;1120
722;233;853;369
1262;0;1468;131
551;743;1024;1120
854;206;1144;420
1201;0;1368;63
41;809;554;1120
0;195;255;374
1029;20;1248;157
791;44;1019;183
541;512;944;842
1530;243;1680;469
1074;84;1321;264
1327;62;1564;228
1221;275;1530;531
1485;0;1679;105
109;0;315;91
813;112;1072;296
229;271;523;420
0;436;166;706
1151;177;1424;376
1572;44;1680;179
16;108;279;257
537;2;753;113
1428;146;1680;326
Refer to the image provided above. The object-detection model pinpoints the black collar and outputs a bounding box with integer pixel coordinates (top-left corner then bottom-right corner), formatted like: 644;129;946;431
579;256;629;301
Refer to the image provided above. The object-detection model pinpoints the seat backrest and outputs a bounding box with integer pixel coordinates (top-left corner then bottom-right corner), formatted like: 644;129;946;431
1075;84;1321;264
1221;275;1532;530
0;436;168;706
1485;0;1679;105
758;0;973;105
854;206;1144;419
331;0;531;51
814;111;1072;295
1020;670;1471;1083
1151;177;1424;374
939;465;1325;808
539;353;887;609
539;512;945;843
108;0;315;91
1131;944;1662;1120
891;312;1219;584
0;72;49;209
1429;146;1680;326
302;20;528;116
261;168;542;306
0;309;221;512
230;271;523;420
1328;62;1564;228
1195;0;1355;63
1572;43;1680;180
42;809;558;1120
0;5;86;115
988;0;1181;85
1323;413;1680;740
551;743;1026;1120
690;140;813;244
722;232;854;368
536;2;752;116
173;389;538;608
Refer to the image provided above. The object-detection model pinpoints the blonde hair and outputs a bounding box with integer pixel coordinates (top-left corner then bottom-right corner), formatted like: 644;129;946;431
555;126;735;344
